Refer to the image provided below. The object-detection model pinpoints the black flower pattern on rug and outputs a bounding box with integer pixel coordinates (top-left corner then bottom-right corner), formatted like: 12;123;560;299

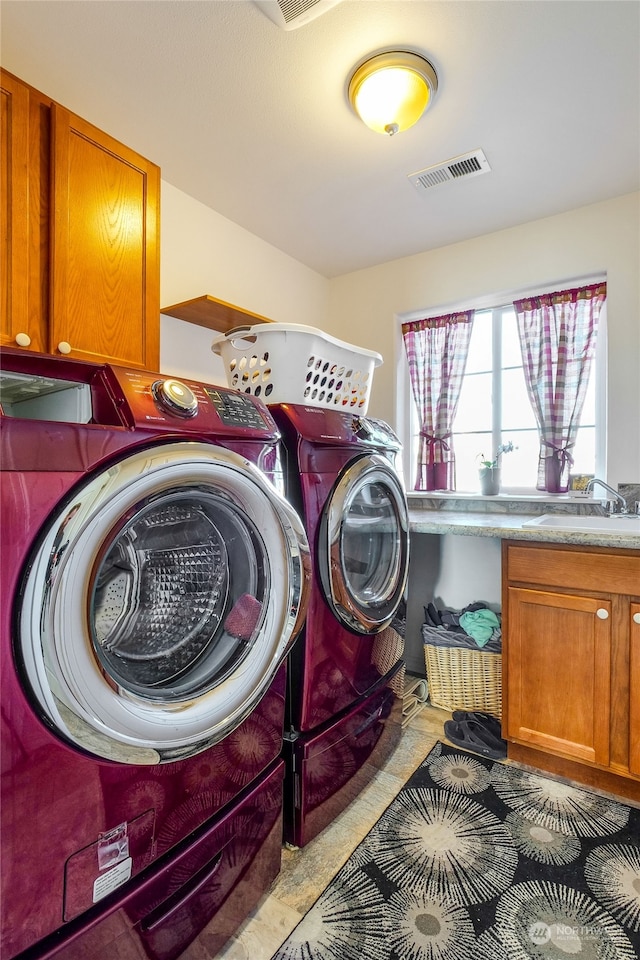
427;750;492;796
275;864;388;960
352;787;517;904
490;762;631;837
494;879;637;958
505;811;582;866
584;843;640;932
383;887;477;960
271;743;640;960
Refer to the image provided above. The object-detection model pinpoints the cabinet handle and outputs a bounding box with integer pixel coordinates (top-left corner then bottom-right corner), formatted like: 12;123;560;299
596;608;609;620
15;332;31;347
633;613;640;625
57;341;72;355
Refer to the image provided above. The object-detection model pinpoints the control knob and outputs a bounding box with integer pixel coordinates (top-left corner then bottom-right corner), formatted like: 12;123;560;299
353;416;373;439
152;379;198;417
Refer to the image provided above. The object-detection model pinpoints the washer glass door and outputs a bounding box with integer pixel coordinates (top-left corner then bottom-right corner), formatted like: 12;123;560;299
91;490;265;696
19;442;309;763
319;454;409;634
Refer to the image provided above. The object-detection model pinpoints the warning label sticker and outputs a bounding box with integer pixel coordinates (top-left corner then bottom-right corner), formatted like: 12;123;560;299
92;857;133;904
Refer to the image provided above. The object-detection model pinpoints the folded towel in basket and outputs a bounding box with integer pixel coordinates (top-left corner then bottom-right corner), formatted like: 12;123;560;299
459;608;501;647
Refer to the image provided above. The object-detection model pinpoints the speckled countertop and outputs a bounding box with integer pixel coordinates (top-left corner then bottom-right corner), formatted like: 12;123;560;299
407;494;640;551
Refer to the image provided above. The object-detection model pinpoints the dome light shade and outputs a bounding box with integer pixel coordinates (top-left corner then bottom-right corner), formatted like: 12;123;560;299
348;51;438;136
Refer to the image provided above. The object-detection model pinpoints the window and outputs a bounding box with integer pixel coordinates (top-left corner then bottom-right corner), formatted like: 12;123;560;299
400;281;606;494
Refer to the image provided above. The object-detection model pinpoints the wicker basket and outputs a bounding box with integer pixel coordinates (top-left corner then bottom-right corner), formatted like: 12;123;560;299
372;625;406;697
423;639;502;719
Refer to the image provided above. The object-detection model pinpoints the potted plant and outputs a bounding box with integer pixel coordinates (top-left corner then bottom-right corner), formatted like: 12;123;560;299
477;441;515;495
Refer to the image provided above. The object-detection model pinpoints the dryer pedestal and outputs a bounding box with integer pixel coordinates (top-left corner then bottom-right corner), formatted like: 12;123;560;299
282;669;403;848
38;760;285;960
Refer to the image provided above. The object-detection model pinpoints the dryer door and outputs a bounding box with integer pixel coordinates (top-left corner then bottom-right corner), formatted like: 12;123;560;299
18;442;310;763
318;454;409;634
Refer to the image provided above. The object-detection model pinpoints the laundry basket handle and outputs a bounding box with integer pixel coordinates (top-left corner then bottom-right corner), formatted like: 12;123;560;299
211;326;257;354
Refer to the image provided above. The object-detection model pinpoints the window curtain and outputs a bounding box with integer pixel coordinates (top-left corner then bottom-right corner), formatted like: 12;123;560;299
402;311;474;491
513;282;606;493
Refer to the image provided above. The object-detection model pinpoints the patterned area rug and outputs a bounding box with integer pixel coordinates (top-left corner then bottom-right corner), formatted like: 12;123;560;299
271;742;640;959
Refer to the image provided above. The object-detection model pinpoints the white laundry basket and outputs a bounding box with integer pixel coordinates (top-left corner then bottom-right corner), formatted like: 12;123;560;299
211;323;383;412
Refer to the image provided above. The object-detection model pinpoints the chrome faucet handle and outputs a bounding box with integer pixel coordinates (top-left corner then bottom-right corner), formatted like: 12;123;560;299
606;498;633;516
585;478;628;513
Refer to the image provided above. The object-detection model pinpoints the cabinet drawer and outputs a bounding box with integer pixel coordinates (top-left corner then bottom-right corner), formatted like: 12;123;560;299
506;543;640;595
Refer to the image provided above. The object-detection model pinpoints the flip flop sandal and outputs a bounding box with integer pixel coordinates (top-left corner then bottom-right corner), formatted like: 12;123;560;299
452;710;502;740
443;718;507;761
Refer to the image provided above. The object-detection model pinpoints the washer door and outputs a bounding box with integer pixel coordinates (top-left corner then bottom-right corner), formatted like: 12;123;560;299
318;454;409;634
18;442;310;763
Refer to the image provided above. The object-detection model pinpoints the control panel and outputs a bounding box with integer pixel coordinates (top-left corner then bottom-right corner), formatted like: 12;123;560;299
112;368;278;437
205;388;272;429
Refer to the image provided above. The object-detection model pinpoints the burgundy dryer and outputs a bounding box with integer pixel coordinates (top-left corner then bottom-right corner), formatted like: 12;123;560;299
0;349;310;960
270;403;410;847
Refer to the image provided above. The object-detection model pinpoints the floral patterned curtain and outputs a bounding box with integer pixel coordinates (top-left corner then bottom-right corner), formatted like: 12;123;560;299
402;311;474;491
513;282;606;492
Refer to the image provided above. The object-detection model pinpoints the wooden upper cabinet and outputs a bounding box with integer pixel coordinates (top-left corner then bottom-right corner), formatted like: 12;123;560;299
0;69;160;369
1;71;31;348
50;106;159;368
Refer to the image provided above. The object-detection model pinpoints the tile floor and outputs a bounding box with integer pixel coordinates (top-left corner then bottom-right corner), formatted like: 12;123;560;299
215;701;452;960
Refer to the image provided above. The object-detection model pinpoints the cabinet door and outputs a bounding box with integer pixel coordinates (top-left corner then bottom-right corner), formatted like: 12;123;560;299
630;602;640;777
506;586;611;766
50;105;159;368
1;70;30;347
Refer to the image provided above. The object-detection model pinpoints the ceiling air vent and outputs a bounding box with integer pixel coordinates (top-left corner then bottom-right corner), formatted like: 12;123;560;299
254;0;342;30
408;149;491;193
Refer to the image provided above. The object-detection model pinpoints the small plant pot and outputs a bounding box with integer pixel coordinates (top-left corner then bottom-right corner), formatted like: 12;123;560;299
479;467;500;496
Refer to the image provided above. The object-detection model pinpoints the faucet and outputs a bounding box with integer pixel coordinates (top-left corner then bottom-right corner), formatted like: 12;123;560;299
584;478;629;514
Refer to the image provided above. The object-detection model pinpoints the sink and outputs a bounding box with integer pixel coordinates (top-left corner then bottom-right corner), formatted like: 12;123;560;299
522;513;640;534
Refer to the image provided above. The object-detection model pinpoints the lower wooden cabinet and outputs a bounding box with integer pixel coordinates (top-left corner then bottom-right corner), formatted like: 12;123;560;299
630;601;640;778
503;541;640;797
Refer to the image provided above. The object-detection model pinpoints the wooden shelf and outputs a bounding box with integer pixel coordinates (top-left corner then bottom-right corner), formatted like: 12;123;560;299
161;295;273;333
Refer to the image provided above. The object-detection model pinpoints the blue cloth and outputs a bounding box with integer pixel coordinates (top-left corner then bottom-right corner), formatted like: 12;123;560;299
459;609;501;647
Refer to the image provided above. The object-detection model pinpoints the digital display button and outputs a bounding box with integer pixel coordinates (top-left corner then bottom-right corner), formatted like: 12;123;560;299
206;388;269;429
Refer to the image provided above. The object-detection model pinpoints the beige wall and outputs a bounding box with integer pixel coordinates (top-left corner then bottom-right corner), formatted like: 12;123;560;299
159;182;329;384
326;192;640;488
159;185;639;485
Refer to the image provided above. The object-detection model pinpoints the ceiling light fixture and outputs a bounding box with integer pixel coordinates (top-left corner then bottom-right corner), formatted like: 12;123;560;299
348;51;438;136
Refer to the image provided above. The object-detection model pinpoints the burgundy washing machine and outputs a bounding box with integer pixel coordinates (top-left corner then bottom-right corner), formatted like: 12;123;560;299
269;403;410;847
0;348;310;960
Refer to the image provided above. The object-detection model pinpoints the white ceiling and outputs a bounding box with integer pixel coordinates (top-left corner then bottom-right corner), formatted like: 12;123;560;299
2;1;639;279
